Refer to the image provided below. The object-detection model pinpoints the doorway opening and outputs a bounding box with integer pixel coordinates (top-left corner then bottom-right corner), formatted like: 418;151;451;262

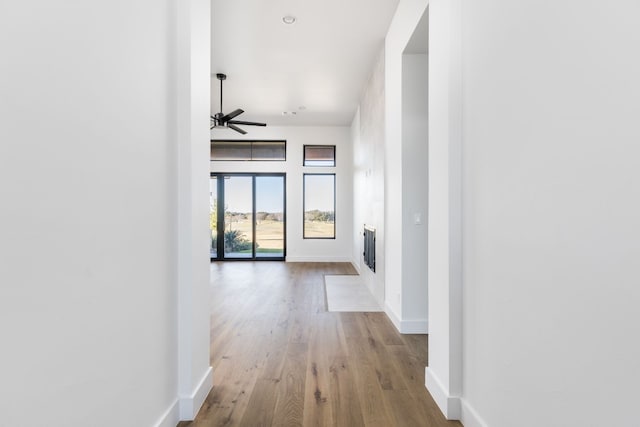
210;173;286;261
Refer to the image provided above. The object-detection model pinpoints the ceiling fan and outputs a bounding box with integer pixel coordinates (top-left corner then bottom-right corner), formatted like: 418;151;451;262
210;73;266;134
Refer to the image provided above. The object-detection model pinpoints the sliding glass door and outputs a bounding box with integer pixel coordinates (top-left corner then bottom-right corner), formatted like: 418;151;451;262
223;176;254;258
210;177;218;259
255;176;285;258
210;173;286;261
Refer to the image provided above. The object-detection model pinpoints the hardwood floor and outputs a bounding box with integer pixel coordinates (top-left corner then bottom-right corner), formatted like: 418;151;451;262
179;262;462;427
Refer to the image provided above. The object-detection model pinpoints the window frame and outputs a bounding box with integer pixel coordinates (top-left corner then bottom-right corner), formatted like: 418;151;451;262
302;173;336;240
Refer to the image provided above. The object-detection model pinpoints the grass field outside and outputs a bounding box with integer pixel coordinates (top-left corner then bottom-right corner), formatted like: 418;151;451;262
212;214;335;256
304;220;335;238
227;218;284;251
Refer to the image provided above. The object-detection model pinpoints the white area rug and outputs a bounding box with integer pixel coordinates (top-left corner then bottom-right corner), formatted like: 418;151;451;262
324;275;383;312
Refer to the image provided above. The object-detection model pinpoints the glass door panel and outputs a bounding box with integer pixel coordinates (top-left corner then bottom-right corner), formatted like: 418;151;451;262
223;176;254;259
255;176;285;258
210;177;218;258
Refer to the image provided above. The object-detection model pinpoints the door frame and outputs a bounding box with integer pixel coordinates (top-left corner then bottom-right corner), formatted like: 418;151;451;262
210;172;287;261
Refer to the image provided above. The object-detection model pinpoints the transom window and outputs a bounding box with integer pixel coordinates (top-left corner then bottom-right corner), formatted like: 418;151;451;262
211;140;286;161
303;145;335;167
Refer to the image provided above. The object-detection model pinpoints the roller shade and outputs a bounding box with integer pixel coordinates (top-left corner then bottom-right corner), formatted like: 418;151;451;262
211;140;286;161
303;145;335;167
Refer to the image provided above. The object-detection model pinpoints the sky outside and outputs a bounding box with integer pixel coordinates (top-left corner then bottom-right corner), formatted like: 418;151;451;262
210;176;284;213
304;174;334;212
210;175;334;213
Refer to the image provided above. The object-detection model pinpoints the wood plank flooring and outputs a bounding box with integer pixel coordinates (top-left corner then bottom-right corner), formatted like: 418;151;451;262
178;262;462;427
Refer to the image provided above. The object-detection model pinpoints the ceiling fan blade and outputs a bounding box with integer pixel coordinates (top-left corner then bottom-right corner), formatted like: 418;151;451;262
220;108;244;122
228;120;266;127
228;124;247;135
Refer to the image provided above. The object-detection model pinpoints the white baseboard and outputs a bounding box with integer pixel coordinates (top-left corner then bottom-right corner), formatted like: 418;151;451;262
385;302;402;332
286;256;353;263
154;399;179;427
351;257;362;274
461;398;489;427
384;303;428;334
400;319;428;334
425;367;461;420
179;366;213;420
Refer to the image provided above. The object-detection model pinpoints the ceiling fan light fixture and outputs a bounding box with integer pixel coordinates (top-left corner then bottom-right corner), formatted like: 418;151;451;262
211;73;267;134
282;15;296;25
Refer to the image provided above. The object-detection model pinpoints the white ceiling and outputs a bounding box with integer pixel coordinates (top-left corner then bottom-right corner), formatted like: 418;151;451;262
211;0;400;127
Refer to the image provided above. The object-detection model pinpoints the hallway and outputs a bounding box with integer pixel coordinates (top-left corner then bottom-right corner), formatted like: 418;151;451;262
181;262;461;426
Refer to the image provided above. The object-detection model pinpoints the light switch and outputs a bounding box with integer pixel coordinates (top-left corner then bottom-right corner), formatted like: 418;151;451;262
414;213;422;225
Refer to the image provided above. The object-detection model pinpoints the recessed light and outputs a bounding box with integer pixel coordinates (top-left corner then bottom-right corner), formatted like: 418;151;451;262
282;15;296;25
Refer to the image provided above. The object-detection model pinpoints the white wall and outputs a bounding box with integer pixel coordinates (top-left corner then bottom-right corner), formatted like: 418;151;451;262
426;0;464;420
0;1;210;426
401;53;429;327
384;0;430;332
351;48;386;306
459;1;640;426
177;0;213;421
210;126;353;262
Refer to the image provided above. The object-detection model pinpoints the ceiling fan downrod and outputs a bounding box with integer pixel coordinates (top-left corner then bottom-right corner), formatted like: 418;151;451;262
217;73;226;114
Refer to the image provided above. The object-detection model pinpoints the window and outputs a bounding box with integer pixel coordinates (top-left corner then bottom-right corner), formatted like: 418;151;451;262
303;174;335;239
211;140;286;161
303;145;335;167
